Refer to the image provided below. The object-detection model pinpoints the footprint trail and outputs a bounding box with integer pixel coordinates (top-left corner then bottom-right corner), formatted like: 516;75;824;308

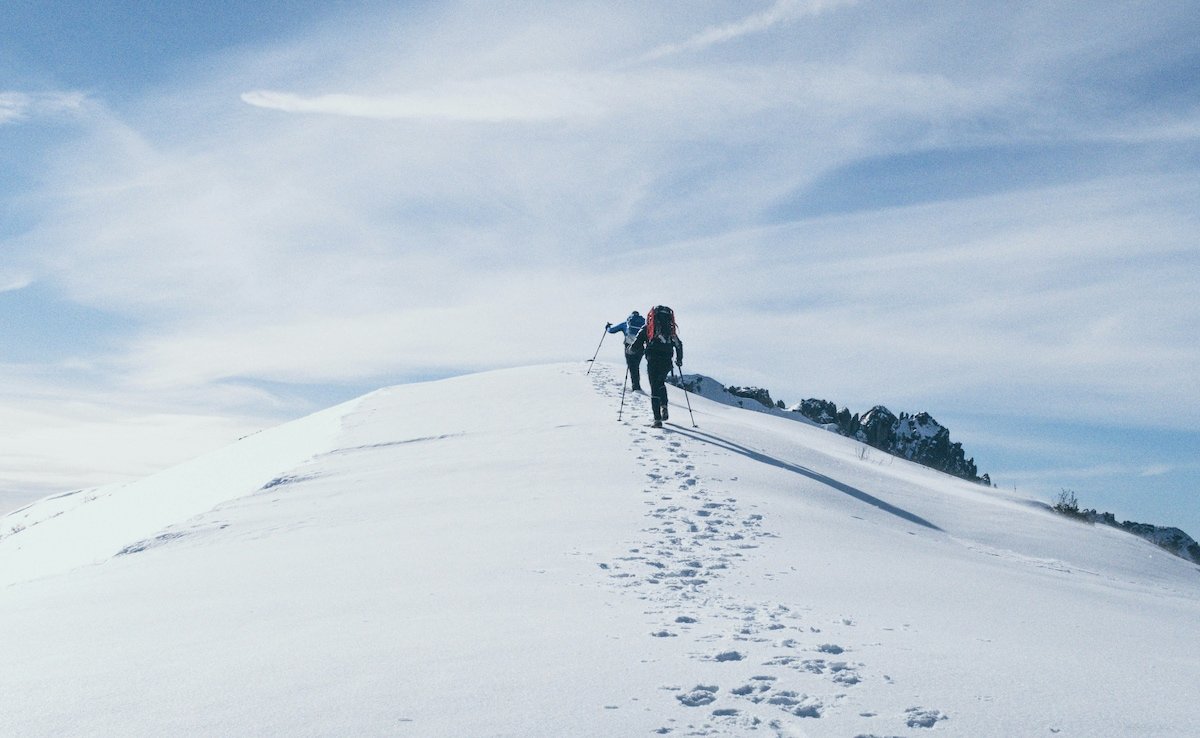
586;364;949;736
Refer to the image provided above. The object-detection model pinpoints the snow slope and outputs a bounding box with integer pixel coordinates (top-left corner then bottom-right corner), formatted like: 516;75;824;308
2;363;1198;737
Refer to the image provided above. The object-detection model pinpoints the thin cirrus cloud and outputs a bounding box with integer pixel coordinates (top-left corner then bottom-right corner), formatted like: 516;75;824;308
35;1;1199;424
635;0;859;63
238;0;876;126
241;72;608;122
0;272;33;293
0;91;88;124
3;0;1199;531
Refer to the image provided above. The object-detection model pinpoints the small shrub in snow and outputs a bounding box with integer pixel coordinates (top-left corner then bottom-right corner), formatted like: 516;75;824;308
1053;489;1089;520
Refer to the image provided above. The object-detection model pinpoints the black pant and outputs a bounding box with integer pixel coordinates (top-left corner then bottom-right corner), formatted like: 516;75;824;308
646;353;673;421
625;347;644;390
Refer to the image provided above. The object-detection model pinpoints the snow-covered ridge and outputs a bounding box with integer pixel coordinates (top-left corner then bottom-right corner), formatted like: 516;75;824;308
1082;511;1200;564
2;363;1198;736
0;394;360;587
674;373;988;484
675;372;1200;566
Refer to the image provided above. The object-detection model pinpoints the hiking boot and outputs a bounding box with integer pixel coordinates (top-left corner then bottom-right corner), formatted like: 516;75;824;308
651;420;663;428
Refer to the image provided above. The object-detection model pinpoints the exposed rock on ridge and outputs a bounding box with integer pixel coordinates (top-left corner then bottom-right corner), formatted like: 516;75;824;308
673;374;989;485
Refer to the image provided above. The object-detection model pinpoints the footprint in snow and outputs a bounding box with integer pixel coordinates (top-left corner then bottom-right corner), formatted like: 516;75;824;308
765;690;823;718
676;685;719;707
831;664;863;685
799;658;863;685
905;707;948;728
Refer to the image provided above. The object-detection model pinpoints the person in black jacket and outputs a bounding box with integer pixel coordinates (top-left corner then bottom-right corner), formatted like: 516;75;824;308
629;307;683;427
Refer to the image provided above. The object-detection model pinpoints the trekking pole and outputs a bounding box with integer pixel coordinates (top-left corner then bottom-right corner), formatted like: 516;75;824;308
672;366;698;428
617;366;629;422
586;327;608;374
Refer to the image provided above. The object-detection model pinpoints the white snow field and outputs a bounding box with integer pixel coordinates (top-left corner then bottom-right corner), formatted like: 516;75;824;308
2;363;1198;737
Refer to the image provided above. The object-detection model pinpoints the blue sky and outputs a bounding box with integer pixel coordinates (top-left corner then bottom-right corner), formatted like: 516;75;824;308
2;0;1197;536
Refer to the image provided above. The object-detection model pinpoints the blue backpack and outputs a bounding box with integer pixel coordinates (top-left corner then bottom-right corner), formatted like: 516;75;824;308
623;312;646;342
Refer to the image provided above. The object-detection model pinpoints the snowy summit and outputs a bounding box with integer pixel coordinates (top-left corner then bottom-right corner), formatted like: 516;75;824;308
2;364;1198;736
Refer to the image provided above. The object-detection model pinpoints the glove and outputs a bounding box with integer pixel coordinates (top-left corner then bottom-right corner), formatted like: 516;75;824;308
675;360;683;368
605;322;612;329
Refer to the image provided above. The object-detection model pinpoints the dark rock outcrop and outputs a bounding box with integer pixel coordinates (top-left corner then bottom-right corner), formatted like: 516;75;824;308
677;373;990;486
726;386;775;409
858;406;898;449
793;401;989;485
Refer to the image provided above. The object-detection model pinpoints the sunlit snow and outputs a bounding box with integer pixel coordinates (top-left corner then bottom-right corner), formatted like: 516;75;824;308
2;364;1197;736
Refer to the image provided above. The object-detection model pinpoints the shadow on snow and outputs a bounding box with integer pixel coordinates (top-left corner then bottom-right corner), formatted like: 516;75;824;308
668;426;943;532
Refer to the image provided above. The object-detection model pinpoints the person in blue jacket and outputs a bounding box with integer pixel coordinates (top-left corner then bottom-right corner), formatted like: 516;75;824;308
605;310;647;391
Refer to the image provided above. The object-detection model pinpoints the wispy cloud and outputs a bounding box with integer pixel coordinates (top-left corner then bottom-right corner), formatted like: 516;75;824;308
0;91;88;124
999;464;1146;481
636;0;859;64
17;1;1197;418
242;72;608;121
0;272;33;293
4;0;1199;522
0;95;22;124
1140;464;1173;478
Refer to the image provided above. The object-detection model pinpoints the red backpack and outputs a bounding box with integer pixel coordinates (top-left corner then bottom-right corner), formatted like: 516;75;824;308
646;305;677;344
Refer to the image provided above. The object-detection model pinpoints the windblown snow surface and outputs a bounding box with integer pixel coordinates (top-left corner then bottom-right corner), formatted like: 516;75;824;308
2;364;1198;737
